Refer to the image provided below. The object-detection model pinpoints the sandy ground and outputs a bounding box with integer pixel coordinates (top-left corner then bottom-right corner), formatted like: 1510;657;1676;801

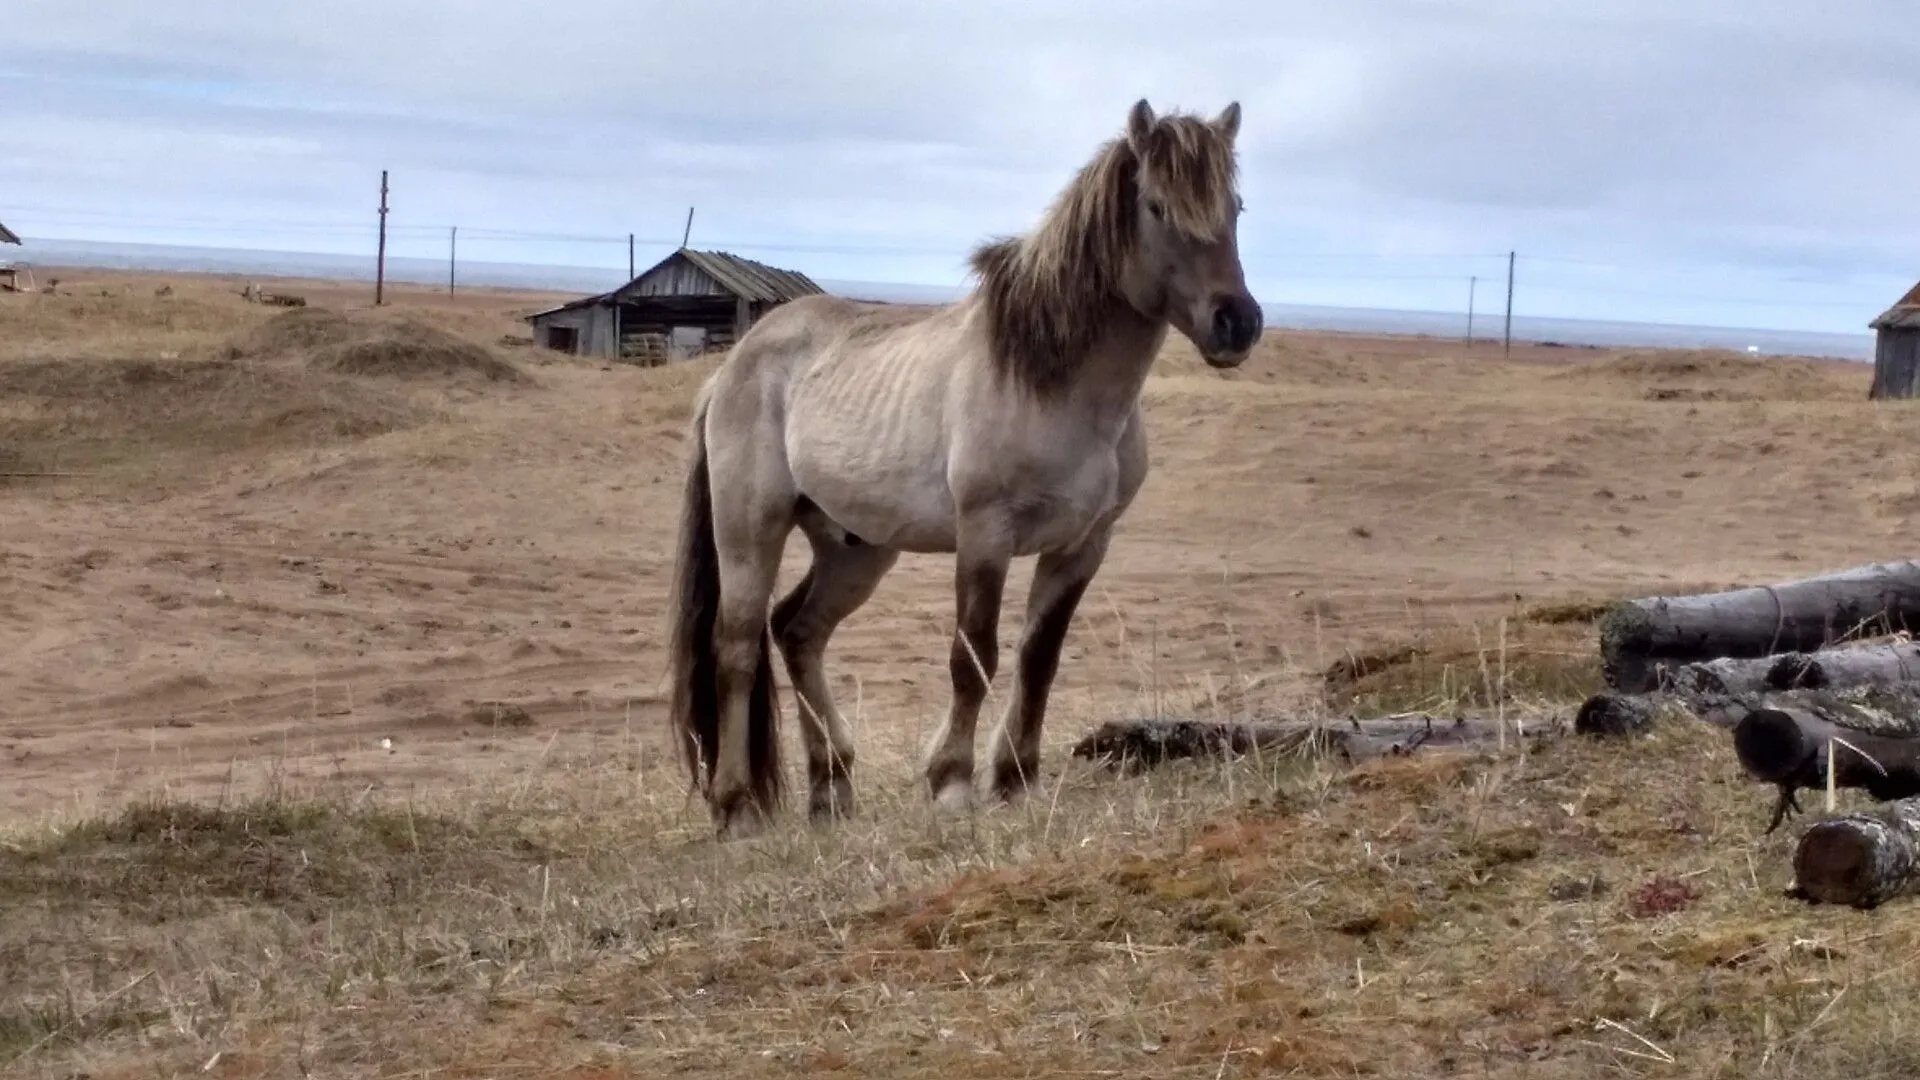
1;267;1908;822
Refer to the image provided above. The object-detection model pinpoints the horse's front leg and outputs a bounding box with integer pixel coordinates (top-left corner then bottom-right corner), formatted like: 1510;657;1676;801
987;527;1111;803
922;536;1011;813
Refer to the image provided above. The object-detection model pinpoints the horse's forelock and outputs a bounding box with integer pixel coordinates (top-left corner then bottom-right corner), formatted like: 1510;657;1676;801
1133;116;1239;239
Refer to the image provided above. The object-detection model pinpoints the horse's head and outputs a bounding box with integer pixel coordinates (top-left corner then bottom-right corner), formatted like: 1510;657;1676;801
1120;99;1263;368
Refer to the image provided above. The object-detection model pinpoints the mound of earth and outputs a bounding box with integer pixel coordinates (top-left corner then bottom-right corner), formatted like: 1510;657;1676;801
1551;348;1860;402
0;354;419;476
308;322;525;383
237;306;359;356
239;307;527;384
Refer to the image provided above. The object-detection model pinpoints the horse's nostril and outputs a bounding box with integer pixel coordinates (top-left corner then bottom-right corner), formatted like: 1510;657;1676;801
1212;299;1259;352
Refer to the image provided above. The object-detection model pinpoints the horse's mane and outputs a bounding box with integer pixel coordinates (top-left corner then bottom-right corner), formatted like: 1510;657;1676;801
968;109;1238;395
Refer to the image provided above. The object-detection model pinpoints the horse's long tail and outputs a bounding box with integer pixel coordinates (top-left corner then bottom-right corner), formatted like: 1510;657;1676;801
666;391;783;814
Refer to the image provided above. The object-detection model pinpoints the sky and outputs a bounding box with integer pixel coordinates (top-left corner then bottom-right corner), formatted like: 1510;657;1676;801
4;0;1918;333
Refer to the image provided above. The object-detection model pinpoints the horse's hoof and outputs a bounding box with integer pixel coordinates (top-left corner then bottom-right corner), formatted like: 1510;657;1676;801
989;760;1043;805
809;777;857;823
714;800;770;842
990;778;1044;807
931;780;975;816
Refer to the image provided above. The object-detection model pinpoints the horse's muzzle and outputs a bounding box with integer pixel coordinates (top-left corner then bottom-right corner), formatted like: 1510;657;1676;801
1205;294;1264;366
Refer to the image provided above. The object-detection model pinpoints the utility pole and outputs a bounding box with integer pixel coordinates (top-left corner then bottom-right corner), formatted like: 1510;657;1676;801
1466;275;1476;348
1502;250;1515;358
374;168;389;305
681;206;695;249
449;225;457;297
628;233;635;279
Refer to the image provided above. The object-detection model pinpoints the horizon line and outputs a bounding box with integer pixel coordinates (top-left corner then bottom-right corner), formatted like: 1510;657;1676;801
7;232;1878;351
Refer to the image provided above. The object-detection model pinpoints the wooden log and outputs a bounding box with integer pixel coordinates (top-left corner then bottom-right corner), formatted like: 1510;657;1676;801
1792;797;1920;908
1068;714;1559;774
1723;686;1920;832
1573;692;1663;737
1600;560;1920;693
1659;640;1920;696
1662;656;1779;696
1768;641;1920;690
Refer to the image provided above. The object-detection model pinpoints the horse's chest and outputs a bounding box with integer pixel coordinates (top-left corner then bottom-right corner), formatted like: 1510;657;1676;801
983;448;1123;557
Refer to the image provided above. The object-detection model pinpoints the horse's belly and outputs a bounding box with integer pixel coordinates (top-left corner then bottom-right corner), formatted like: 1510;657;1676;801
788;438;957;553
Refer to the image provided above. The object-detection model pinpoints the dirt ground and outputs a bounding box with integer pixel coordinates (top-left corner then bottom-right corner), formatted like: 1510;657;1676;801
4;267;1918;1078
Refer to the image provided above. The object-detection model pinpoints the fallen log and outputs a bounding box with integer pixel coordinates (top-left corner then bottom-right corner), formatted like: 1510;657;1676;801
1722;686;1920;832
1792;797;1920;908
1069;714;1560;774
1661;655;1779;696
1659;640;1920;696
1573;692;1664;737
1768;641;1920;690
1574;688;1770;739
1599;559;1920;693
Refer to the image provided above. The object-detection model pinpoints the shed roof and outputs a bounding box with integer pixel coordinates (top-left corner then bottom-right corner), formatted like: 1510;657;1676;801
523;248;824;323
1871;280;1920;331
0;221;20;245
619;248;825;304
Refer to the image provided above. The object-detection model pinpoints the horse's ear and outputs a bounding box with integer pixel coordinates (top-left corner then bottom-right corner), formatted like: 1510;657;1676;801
1127;99;1156;154
1213;101;1242;141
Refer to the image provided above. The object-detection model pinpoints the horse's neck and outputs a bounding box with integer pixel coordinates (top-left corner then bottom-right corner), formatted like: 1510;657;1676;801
1066;303;1167;427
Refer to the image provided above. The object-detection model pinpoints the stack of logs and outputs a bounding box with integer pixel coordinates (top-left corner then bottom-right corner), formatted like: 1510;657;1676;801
1580;558;1920;909
1068;557;1920;910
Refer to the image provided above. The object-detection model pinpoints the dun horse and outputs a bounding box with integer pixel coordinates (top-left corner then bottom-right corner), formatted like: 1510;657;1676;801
667;99;1264;838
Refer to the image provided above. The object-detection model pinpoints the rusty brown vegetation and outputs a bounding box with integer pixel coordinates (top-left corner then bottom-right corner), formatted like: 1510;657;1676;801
1;268;1916;1078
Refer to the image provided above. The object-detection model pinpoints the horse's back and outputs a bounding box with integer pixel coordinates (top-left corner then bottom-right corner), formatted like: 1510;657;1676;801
705;294;977;552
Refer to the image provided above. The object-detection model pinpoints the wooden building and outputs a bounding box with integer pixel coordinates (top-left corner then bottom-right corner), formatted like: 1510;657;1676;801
0;220;23;293
525;248;824;363
1869;280;1920;400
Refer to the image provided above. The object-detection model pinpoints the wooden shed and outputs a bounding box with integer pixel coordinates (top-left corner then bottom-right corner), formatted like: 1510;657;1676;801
524;248;824;363
1869;281;1920;400
0;220;23;293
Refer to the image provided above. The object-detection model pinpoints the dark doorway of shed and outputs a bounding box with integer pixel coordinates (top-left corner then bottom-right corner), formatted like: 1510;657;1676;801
546;326;578;353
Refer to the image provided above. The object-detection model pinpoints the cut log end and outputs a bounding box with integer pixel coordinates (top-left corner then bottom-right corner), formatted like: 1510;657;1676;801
1795;821;1888;907
1574;693;1658;738
1732;708;1811;784
1598;602;1659;691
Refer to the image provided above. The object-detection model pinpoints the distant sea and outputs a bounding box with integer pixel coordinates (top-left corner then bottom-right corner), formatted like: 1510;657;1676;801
12;237;1876;362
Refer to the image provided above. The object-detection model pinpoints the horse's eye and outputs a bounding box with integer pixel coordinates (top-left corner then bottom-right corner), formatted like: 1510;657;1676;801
1146;199;1165;221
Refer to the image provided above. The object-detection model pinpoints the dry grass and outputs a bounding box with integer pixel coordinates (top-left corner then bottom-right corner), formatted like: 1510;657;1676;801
5;678;1916;1079
6;268;1920;1078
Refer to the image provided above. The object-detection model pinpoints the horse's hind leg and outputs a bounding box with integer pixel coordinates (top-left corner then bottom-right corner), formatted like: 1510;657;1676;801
705;469;797;840
771;517;898;821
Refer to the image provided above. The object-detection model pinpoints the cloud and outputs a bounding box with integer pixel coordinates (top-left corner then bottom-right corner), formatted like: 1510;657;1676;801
4;0;1917;330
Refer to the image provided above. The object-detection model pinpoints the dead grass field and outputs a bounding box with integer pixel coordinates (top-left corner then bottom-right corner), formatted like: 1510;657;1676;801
4;267;1919;1078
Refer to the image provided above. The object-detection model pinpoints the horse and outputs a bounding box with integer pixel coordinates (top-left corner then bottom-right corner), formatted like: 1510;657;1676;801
666;98;1264;839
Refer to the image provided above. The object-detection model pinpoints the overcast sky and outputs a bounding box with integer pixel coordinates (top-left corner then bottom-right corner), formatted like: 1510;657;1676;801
5;0;1917;333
